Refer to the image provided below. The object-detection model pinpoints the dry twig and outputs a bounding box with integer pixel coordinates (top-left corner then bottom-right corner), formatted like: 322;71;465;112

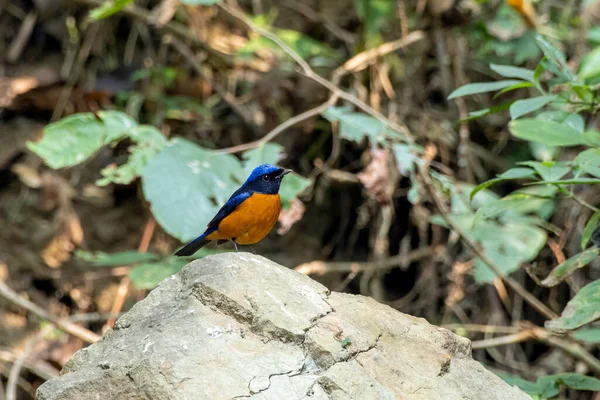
0;279;100;344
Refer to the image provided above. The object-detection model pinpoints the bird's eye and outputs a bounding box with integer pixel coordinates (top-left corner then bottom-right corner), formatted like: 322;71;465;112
262;175;270;182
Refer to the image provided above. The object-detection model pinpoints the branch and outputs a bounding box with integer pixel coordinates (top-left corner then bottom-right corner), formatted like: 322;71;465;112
295;246;443;275
0;278;100;344
217;95;338;154
218;1;417;144
419;168;558;321
71;0;229;61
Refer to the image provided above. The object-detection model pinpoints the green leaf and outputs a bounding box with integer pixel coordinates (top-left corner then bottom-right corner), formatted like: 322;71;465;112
583;130;600;148
473;221;547;283
436;214;546;283
546;279;600;332
574;149;600;179
354;0;394;48
536;111;585;133
469;167;538;201
573;327;600;343
509;95;556;120
181;0;219;4
27;111;139;169
490;64;535;82
535;34;576;82
447;80;524;99
509;119;585;147
541;248;600;287
461;102;513;122
500;372;600;398
540;373;600;392
279;173;311;208
492;82;534;98
28;114;108;169
75;250;160;267
497;373;554;398
517;161;570;182
241;143;284;178
97;126;168;186
142;138;245;242
323;107;386;143
578;47;600;81
393;144;418;176
88;0;134;20
129;257;189;289
581;208;600;250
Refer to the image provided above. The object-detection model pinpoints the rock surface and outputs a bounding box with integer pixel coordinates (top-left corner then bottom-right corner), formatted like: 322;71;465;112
37;253;528;400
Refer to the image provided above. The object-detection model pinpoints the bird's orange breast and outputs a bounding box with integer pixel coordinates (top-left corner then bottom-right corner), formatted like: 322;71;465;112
206;193;282;245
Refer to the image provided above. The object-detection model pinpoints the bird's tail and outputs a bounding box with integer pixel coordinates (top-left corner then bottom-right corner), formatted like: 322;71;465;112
175;234;211;257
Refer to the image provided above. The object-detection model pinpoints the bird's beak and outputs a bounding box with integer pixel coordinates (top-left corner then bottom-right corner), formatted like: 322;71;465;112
277;168;292;179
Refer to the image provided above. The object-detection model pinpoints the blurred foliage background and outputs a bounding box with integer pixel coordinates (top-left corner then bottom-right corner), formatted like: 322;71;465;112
2;0;600;398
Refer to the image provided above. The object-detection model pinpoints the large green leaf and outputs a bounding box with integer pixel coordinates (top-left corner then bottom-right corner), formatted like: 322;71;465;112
447;80;523;99
433;214;546;283
473;221;547;283
541;248;600;287
97;126;168;186
142;139;309;241
490;64;535;82
27;111;140;169
509;119;586;147
509;95;556;120
546;279;600;332
142;138;245;242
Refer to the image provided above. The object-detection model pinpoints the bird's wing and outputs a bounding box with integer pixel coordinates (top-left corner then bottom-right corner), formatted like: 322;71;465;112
206;190;252;230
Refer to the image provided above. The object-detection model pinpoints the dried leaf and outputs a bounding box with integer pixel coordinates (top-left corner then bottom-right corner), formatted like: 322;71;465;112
507;0;537;28
277;199;306;235
357;148;393;205
42;232;75;268
11;163;43;188
150;0;180;26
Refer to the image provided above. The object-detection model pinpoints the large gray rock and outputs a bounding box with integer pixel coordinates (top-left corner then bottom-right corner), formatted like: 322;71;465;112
37;253;528;400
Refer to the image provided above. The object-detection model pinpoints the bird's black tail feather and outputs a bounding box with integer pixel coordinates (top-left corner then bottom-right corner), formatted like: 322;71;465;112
175;236;210;256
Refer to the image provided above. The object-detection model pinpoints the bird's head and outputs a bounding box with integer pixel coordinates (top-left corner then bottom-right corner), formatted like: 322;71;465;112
243;164;292;194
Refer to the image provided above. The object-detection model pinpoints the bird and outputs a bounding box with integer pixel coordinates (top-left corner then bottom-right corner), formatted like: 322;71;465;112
174;164;292;256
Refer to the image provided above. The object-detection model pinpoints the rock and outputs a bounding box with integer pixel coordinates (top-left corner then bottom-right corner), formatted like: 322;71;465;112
37;253;528;400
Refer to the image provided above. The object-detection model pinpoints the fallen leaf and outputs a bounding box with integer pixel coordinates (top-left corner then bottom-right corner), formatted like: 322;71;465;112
357;148;393;205
277;199;306;235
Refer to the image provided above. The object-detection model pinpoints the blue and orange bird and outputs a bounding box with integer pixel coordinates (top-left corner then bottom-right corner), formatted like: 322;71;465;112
174;164;292;256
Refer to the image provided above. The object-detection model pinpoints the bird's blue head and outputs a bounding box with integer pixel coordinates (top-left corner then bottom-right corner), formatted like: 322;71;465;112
242;163;292;194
